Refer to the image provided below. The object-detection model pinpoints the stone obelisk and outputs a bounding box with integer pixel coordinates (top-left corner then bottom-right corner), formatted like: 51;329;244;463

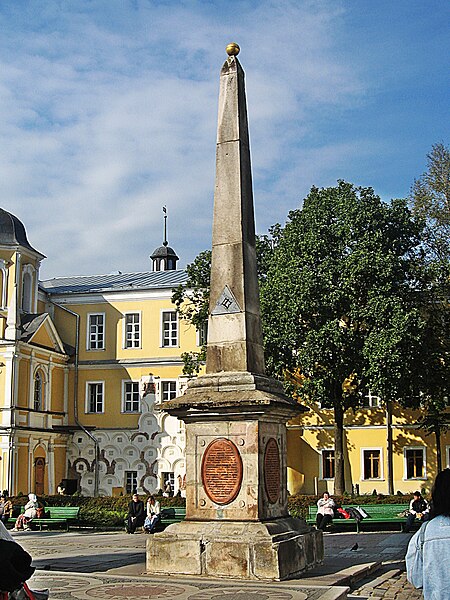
146;43;322;580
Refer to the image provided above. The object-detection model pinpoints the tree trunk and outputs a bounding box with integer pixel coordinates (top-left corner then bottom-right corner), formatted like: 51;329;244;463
386;400;394;495
435;426;442;474
334;403;345;496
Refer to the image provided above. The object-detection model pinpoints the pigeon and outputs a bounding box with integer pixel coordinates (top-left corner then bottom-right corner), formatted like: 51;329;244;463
351;543;359;551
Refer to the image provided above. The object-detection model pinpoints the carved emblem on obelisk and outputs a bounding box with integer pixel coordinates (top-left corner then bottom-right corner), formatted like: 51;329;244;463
211;285;241;315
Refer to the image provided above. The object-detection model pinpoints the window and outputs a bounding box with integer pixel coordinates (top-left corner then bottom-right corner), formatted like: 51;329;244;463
86;382;104;413
162;471;174;495
361;390;381;408
125;471;137;494
33;371;43;411
447;446;450;469
162;380;177;402
124;313;141;348
321;450;335;479
405;448;425;479
161;311;178;347
22;265;34;312
197;321;208;347
363;449;381;479
87;313;105;350
0;259;7;308
122;381;140;413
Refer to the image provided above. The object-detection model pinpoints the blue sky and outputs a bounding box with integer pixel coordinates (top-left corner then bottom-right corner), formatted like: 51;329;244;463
1;0;448;279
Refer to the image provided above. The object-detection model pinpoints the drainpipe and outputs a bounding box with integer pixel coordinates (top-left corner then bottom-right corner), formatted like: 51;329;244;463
7;252;21;495
50;301;100;497
386;399;394;495
7;352;17;495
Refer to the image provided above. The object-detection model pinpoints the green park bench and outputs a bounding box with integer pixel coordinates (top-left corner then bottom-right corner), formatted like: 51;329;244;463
123;505;186;532
158;506;186;529
9;505;80;531
306;503;409;533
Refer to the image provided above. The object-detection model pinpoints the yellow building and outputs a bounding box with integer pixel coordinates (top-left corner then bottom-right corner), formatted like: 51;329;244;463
1;207;448;498
0;207;197;497
0;208;70;496
287;396;450;496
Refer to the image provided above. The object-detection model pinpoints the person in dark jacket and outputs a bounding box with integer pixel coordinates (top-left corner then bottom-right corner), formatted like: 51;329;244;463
0;521;35;593
126;493;145;534
405;491;429;533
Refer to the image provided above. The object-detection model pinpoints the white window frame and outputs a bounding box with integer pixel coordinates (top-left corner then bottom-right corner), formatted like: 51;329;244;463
0;259;8;308
33;369;44;411
87;312;105;350
85;381;105;414
446;445;450;469
161;310;179;348
361;390;381;408
125;470;138;494
320;448;335;480
361;447;384;481
403;446;427;480
161;380;177;402
123;312;141;349
21;264;34;313
196;321;208;347
122;380;141;413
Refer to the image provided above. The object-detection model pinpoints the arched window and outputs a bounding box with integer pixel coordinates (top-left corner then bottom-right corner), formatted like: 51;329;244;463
22;266;34;312
0;259;7;308
34;371;44;411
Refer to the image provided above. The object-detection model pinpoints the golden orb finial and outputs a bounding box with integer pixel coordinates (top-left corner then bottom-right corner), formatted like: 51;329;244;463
226;42;240;56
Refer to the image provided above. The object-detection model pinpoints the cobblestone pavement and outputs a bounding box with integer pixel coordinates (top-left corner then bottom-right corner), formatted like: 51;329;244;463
11;528;424;599
349;571;423;599
27;571;348;600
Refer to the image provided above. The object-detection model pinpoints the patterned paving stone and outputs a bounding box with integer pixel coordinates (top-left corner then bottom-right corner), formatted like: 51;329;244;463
28;572;347;600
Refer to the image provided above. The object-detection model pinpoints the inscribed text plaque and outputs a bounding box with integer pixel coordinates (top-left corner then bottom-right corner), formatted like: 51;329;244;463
201;438;243;505
264;438;280;504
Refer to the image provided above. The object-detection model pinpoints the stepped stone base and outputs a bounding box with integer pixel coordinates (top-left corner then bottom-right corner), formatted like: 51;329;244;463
146;517;323;580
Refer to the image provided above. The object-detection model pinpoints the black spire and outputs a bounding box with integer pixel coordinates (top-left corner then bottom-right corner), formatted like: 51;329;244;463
150;207;179;271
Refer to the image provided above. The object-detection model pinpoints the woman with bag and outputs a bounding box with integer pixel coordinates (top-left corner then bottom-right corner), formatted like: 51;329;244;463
144;495;161;533
406;468;450;599
12;495;38;532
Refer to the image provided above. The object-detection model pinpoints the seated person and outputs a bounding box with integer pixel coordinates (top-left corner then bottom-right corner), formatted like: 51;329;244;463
0;492;13;525
405;490;429;533
316;492;335;530
144;495;161;533
12;494;38;532
126;493;145;534
0;520;35;593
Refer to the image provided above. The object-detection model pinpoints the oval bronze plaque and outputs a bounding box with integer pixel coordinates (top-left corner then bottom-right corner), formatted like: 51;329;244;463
201;438;243;505
264;437;280;504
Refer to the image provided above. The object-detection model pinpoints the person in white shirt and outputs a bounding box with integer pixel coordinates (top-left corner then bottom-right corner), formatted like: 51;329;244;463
316;492;335;530
144;495;161;534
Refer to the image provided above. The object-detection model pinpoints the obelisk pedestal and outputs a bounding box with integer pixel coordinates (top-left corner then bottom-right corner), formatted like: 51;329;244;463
146;44;323;580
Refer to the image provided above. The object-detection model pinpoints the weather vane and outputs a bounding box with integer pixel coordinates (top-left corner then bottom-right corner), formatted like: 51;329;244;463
162;206;168;246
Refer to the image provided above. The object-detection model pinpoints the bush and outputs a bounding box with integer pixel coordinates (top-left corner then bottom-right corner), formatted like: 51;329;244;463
8;494;186;528
288;493;418;519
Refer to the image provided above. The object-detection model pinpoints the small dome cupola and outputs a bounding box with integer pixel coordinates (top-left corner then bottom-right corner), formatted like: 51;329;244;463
0;208;44;257
150;206;179;272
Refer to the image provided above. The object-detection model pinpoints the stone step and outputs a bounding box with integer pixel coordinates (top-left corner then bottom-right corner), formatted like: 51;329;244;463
299;561;381;587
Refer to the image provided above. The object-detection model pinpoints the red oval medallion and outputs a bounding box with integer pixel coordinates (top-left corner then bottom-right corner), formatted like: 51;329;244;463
201;438;243;505
264;437;280;504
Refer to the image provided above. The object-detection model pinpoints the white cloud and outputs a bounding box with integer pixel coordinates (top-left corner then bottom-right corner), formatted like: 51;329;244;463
0;0;383;278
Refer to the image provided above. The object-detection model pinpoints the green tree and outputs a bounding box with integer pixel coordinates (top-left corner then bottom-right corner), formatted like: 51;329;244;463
410;142;450;264
172;250;211;375
172;230;280;375
410;143;450;472
260;181;426;495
